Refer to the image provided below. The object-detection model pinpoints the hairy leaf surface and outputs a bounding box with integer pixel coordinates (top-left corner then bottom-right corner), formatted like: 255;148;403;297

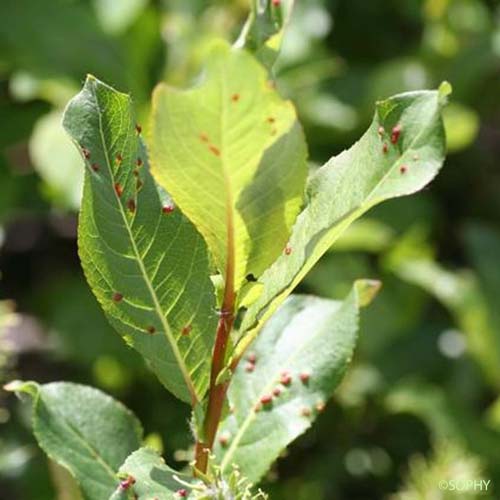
239;88;448;350
63;76;217;404
109;447;189;499
215;281;379;482
6;381;142;500
150;42;308;292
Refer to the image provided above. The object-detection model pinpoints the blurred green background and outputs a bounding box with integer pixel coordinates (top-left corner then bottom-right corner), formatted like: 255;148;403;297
1;0;500;498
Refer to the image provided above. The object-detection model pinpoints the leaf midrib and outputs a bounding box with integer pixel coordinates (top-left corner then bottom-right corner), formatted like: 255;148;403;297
91;82;198;404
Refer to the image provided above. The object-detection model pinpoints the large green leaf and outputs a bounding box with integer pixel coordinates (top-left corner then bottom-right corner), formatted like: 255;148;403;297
150;41;308;292
238;86;449;351
5;381;143;500
63;76;217;404
215;280;380;482
109;447;189;499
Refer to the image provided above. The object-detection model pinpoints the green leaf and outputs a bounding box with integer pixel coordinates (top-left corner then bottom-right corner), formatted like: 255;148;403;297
235;0;295;70
150;41;308;292
6;381;143;500
238;88;447;350
63;76;217;404
109;447;189;499
215;280;379;482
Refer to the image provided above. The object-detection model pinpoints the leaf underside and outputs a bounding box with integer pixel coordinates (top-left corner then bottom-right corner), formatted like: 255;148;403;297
63;76;217;404
215;281;376;482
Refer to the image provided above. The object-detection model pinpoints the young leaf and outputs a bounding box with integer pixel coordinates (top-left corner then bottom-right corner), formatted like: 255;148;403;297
63;76;217;404
238;88;448;350
235;0;295;70
215;280;380;482
109;447;190;499
150;41;308;293
5;381;143;500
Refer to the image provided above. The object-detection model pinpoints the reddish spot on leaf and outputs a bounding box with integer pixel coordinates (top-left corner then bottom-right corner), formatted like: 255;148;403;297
119;475;136;490
91;163;99;172
112;292;123;303
114;183;123;197
260;394;273;405
316;401;326;413
135;124;142;135
245;363;255;373
231;93;240;102
136;158;143;167
299;371;310;384
280;371;292;386
378;126;385;136
273;387;281;397
247;353;257;364
301;406;312;417
284;244;292;255
127;199;136;213
176;490;187;498
133;169;139;177
382;143;389;154
146;325;156;334
181;325;192;336
199;133;209;143
209;145;221;157
82;147;91;159
399;165;408;174
272;0;281;6
116;153;123;165
267;117;276;124
162;204;175;214
391;124;402;144
218;433;230;447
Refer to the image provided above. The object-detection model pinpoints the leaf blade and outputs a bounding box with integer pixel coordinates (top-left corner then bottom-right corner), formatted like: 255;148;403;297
63;76;217;403
216;281;378;482
7;381;143;500
150;42;308;292
239;89;447;345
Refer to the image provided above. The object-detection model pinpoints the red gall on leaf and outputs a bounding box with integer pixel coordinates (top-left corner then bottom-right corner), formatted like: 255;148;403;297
162;204;175;214
391;124;401;144
299;371;310;384
382;143;388;154
114;183;123;197
260;394;273;405
146;325;156;334
267;116;276;124
136;158;143;167
272;0;281;6
399;165;408;174
91;163;99;172
112;292;123;303
119;475;136;490
181;325;192;336
115;153;123;165
273;387;282;397
219;432;230;447
245;362;255;373
247;353;257;364
82;147;91;159
280;371;292;386
284;244;292;255
176;489;188;498
231;93;240;102
127;199;136;213
316;401;326;413
135;124;142;135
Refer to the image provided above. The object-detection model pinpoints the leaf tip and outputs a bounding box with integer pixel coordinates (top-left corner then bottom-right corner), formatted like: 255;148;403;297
354;279;382;308
438;81;453;104
3;380;39;397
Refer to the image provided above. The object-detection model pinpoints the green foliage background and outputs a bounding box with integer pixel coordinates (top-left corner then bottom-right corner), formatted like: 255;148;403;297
1;0;499;498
